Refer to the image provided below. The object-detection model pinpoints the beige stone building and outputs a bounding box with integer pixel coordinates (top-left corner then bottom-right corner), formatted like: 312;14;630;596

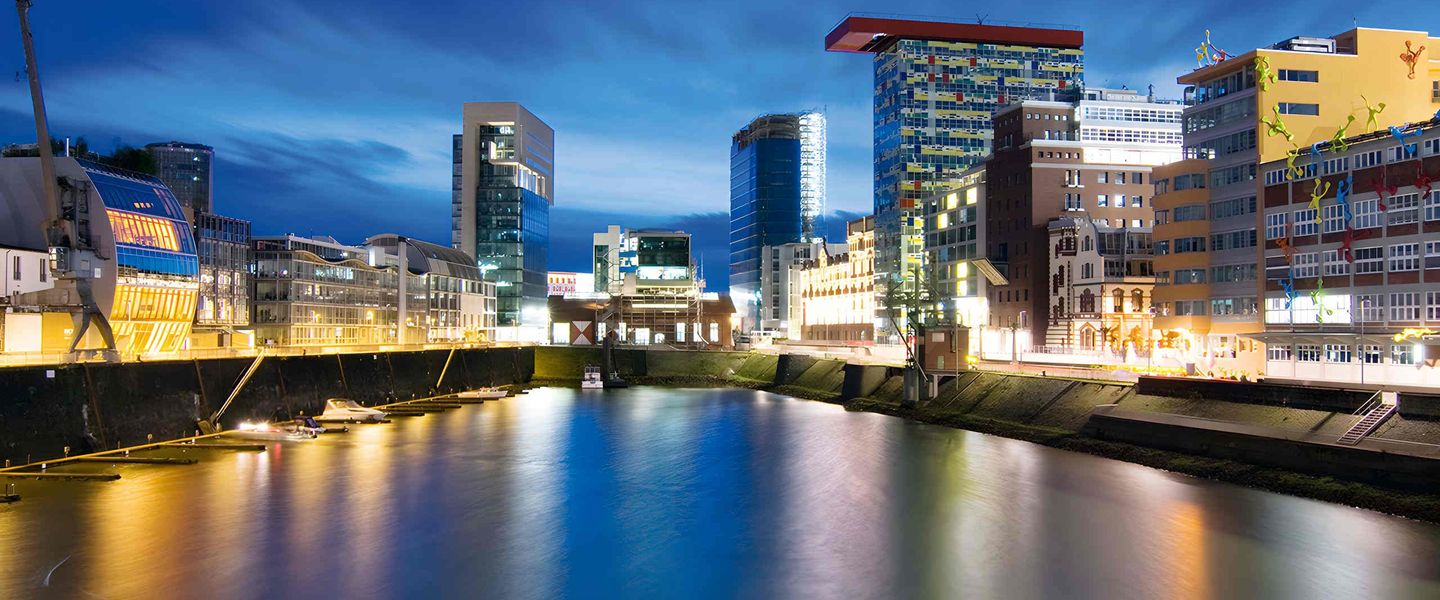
798;217;876;342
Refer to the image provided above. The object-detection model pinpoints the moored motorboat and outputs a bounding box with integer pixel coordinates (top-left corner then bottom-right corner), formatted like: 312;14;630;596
457;387;508;399
582;365;604;389
315;398;389;423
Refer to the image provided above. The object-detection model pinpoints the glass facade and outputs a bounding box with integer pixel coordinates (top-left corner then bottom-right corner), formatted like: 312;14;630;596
471;140;550;326
252;236;400;347
872;38;1084;285
637;235;691;281
194;212;251;328
80;159;201;353
730;137;802;291
145;141;213;215
729;113;827;327
456;104;554;332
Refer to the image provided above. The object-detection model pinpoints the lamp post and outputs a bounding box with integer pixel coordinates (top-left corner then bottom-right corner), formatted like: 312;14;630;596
953;304;961;373
1359;296;1370;387
1147;306;1157;371
1012;310;1027;365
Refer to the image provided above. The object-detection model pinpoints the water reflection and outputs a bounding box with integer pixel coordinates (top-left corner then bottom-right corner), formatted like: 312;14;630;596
1;386;1439;599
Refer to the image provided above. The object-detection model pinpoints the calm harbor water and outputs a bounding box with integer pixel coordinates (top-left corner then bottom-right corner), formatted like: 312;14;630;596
3;386;1440;599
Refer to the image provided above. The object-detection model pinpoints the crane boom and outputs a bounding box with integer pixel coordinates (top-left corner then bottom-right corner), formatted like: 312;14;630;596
14;0;118;358
16;1;61;239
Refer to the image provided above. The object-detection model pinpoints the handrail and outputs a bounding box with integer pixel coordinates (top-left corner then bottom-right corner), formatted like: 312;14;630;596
1352;389;1384;416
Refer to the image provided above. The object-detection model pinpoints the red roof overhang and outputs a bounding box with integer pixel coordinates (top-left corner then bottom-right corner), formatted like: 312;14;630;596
824;16;1083;53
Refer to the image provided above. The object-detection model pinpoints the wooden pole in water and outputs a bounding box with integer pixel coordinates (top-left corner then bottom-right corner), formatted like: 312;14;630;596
336;354;350;397
436;347;456;393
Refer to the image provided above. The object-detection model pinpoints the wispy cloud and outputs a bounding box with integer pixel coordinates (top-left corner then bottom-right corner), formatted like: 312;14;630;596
6;0;1440;277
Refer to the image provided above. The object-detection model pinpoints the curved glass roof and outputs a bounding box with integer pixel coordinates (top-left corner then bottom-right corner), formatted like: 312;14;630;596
80;159;188;221
79;159;198;277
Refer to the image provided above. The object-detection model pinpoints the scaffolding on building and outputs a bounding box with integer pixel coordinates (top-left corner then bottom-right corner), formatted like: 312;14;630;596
798;111;827;242
611;282;705;348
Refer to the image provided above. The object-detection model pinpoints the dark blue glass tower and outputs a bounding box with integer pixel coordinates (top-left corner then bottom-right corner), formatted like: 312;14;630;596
729;115;806;327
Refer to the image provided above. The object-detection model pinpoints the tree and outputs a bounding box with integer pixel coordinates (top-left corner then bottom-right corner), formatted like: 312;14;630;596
106;146;156;175
881;265;944;369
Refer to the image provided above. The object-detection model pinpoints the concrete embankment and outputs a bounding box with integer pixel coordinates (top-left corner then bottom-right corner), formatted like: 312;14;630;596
0;347;533;463
534;346;1440;520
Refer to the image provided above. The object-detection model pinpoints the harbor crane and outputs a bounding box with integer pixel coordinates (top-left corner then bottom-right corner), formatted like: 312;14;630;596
14;0;117;359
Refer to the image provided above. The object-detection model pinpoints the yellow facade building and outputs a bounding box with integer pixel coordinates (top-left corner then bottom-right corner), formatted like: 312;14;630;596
798;217;877;342
1153;27;1440;376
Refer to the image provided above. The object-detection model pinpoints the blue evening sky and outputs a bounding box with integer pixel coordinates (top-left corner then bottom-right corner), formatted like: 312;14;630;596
0;1;1432;289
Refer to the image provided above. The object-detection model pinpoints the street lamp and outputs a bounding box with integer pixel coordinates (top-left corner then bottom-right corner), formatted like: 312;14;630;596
1012;310;1027;365
1359;296;1371;387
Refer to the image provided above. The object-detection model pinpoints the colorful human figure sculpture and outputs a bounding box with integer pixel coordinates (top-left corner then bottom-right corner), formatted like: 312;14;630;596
1336;174;1353;225
1277;236;1295;262
1417;166;1434;197
1329;114;1356;153
1311;278;1333;324
1281;275;1297;309
1285;145;1305;180
1401;41;1426;79
1309;179;1330;221
1372;176;1397;211
1261;105;1294;142
1193;30;1232;66
1340;228;1355;263
1362;96;1387;132
1390;125;1422;157
1254;56;1276;91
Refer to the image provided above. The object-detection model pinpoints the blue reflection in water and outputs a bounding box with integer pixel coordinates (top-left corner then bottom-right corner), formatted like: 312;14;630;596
1;387;1439;600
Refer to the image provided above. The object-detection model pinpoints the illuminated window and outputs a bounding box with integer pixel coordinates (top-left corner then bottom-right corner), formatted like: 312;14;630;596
108;210;182;251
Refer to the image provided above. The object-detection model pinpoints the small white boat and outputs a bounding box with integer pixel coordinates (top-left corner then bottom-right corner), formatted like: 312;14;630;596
315;398;388;423
582;365;604;389
457;387;508;399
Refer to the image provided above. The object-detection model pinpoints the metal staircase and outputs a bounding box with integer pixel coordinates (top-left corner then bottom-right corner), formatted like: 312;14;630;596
1337;391;1397;446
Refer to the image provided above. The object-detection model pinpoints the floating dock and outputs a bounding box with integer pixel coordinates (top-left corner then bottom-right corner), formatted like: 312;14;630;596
0;472;121;481
163;442;267;451
73;456;198;465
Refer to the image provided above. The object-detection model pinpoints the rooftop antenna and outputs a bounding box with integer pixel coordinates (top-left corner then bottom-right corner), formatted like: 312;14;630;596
975;13;988;25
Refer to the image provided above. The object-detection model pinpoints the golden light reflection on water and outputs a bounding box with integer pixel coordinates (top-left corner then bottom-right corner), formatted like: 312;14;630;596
1;387;1439;599
337;416;394;598
1166;502;1211;600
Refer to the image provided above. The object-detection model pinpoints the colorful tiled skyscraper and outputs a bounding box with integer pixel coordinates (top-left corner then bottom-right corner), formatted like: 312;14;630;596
827;15;1083;337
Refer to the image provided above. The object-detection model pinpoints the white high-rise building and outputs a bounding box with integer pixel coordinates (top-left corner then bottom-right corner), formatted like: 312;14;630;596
798;112;827;242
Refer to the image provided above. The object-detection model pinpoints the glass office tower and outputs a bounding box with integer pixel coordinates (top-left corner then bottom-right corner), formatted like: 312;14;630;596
453;102;553;340
145;141;214;217
729;112;826;330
